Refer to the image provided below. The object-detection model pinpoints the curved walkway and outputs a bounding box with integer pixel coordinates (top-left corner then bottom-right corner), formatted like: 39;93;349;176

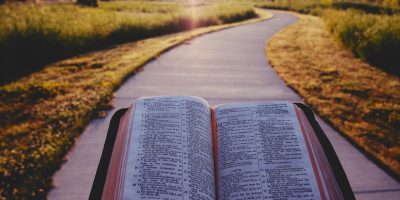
48;10;400;200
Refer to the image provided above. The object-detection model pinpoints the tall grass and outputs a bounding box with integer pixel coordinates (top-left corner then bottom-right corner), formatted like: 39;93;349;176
256;0;400;75
255;0;400;15
255;0;327;15
0;1;256;84
323;9;400;75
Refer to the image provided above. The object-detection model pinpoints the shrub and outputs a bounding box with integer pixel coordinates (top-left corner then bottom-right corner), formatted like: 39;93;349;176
256;1;400;74
255;0;400;15
323;9;400;75
332;1;400;14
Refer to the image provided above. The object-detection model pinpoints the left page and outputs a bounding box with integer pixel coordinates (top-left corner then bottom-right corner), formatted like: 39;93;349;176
119;96;216;200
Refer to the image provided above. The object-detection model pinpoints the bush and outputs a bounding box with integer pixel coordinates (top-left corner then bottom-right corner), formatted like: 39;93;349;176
332;1;400;14
323;9;400;75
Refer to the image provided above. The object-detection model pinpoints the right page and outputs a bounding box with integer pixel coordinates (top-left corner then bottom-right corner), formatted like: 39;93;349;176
214;102;323;200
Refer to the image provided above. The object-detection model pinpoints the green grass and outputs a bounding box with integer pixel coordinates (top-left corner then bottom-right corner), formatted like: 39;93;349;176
255;0;400;15
0;1;256;84
255;0;325;15
323;9;400;75
0;5;271;199
256;0;400;74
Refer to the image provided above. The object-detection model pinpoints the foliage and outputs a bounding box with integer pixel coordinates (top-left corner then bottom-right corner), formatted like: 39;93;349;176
255;0;324;15
331;1;400;14
0;1;256;84
323;9;400;75
256;0;400;74
77;0;98;7
267;14;400;178
255;0;400;14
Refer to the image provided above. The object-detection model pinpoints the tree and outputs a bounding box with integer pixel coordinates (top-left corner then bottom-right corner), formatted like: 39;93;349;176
77;0;98;7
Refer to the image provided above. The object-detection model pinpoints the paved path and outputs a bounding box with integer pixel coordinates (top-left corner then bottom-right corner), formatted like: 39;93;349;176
48;10;400;199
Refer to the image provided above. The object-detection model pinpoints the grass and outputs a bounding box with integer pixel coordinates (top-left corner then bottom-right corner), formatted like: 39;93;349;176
255;0;400;15
323;9;400;75
267;13;400;178
0;1;256;84
0;7;272;199
255;0;325;15
256;0;400;74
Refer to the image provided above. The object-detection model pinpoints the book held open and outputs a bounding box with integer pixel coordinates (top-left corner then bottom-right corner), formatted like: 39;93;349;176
90;96;354;200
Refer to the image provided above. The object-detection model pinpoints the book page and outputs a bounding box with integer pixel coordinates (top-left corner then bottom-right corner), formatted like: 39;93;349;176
215;102;322;200
121;96;215;200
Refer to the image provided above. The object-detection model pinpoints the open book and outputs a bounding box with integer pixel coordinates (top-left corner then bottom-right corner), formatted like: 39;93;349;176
90;96;354;200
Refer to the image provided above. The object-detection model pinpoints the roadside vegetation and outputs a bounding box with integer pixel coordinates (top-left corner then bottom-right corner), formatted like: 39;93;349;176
323;9;400;75
267;9;400;177
257;0;400;75
0;1;271;198
0;1;256;84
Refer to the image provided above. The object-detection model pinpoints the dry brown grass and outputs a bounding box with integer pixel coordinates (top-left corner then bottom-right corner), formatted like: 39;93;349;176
267;13;400;178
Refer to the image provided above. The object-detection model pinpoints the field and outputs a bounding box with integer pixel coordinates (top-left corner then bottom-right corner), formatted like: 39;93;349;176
257;0;400;75
0;0;256;84
0;1;267;199
267;12;400;178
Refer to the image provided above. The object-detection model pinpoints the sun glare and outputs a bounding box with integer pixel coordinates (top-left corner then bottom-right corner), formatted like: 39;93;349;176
186;0;204;29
